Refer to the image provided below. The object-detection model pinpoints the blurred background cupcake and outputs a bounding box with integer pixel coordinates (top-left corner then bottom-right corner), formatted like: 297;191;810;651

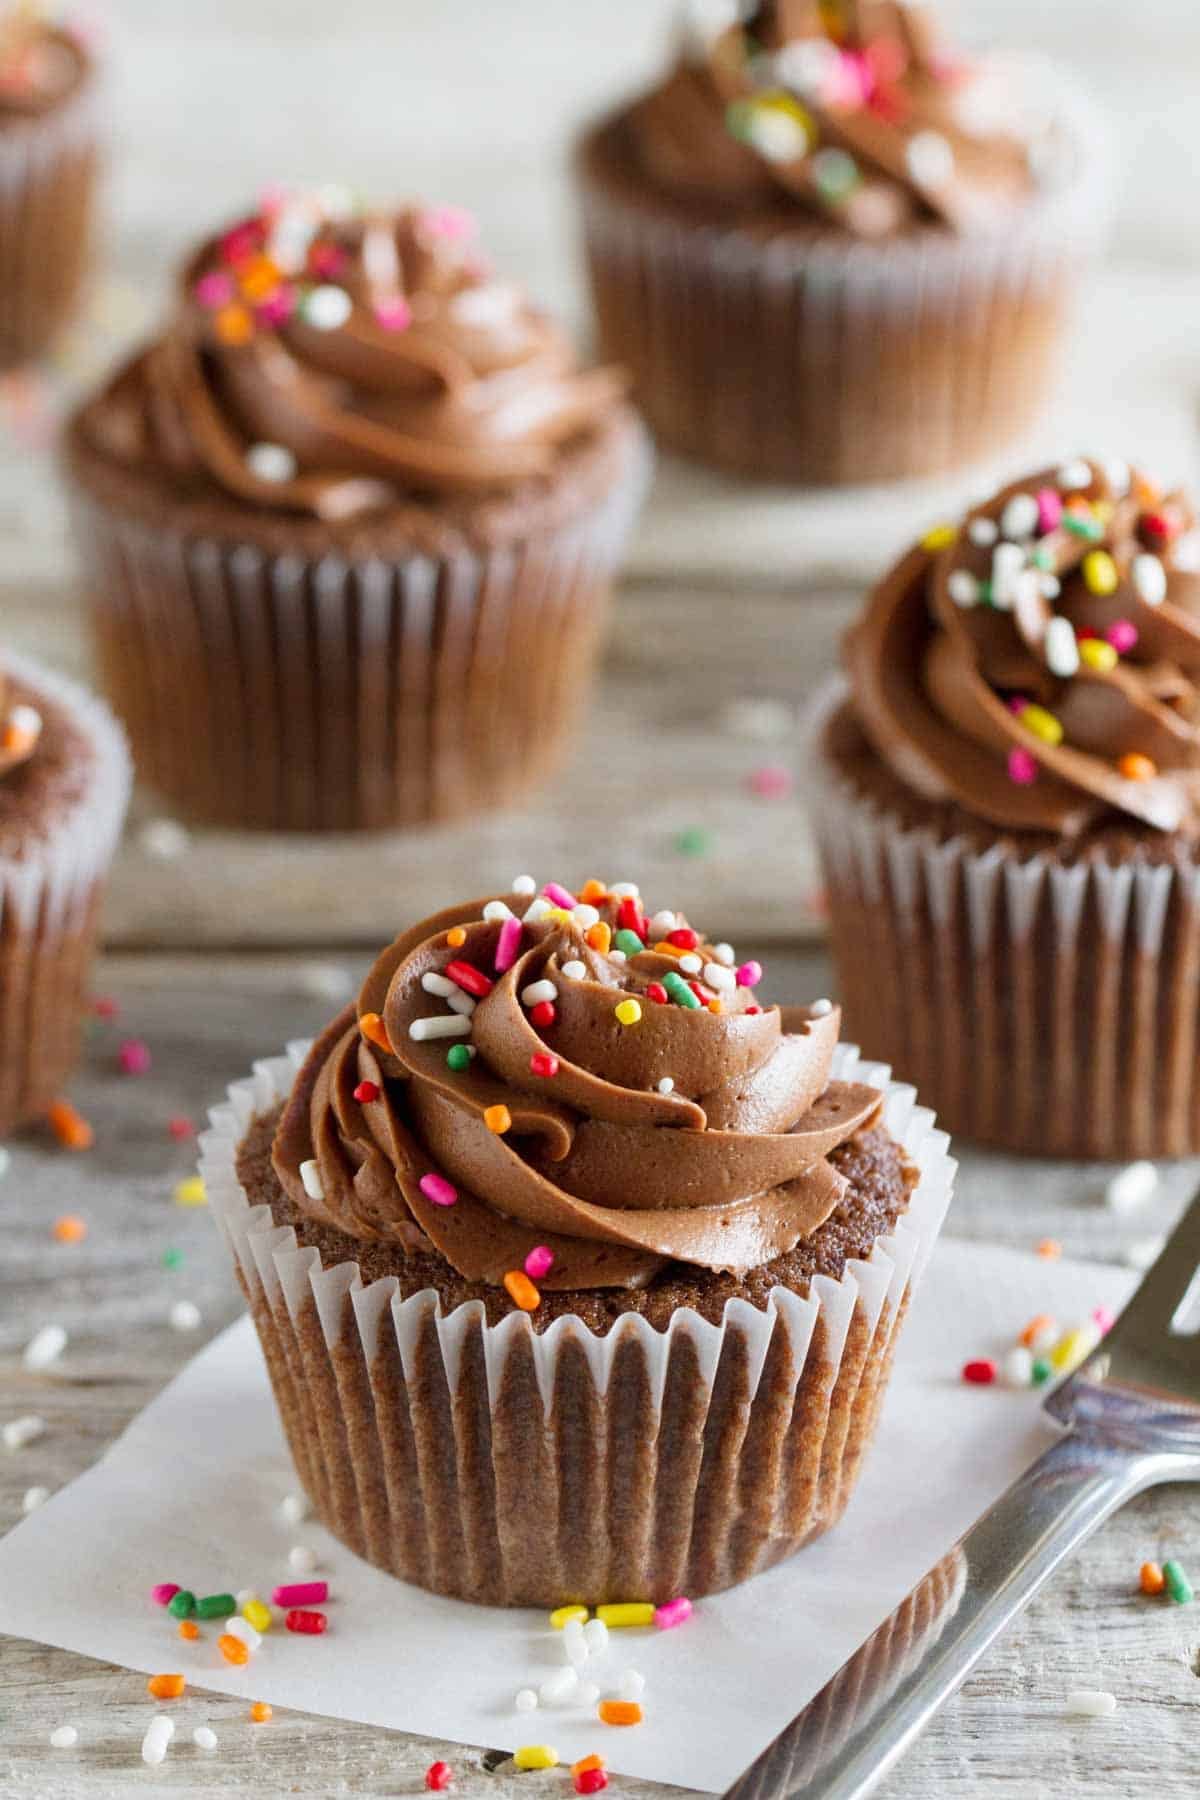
65;191;651;833
810;455;1200;1159
0;4;98;367
575;0;1106;484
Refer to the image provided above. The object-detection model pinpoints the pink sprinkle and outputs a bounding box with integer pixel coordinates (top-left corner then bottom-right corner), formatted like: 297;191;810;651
654;1596;693;1630
259;183;289;216
1008;747;1038;787
168;1115;196;1140
194;271;234;309
255;285;296;327
542;882;577;910
1006;695;1030;715
1036;487;1063;534
118;1038;151;1076
420;204;476;242
494;916;524;974
272;1580;328;1607
374;296;412;333
524;1245;554;1280
151;1582;181;1607
220;223;261;266
747;763;793;800
1106;620;1138;655
311;242;348;280
736;960;763;988
419;1172;458;1208
1091;1305;1116;1335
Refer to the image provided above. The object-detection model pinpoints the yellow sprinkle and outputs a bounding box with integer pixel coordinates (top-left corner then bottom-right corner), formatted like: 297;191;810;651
615;999;643;1027
550;1605;589;1629
1079;638;1118;672
1050;1325;1099;1374
1082;550;1119;596
547;909;572;928
174;1176;207;1208
1019;705;1063;747
514;1747;559;1771
596;1602;656;1628
243;1600;272;1633
921;523;958;551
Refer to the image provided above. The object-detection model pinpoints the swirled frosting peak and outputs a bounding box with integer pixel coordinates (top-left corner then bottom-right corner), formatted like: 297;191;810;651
629;0;1049;237
0;11;87;114
91;190;626;520
0;666;41;779
274;882;883;1295
846;458;1200;836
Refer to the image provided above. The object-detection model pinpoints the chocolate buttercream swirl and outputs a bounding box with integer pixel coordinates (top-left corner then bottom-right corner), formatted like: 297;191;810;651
0;12;87;115
274;887;882;1291
0;666;41;779
89;194;626;521
630;0;1043;238
846;458;1200;836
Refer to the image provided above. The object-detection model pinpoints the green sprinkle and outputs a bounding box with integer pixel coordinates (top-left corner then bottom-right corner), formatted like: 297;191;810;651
1062;512;1102;542
1031;546;1054;570
812;147;860;203
726;98;756;143
1163;1559;1193;1605
978;580;995;607
162;1247;184;1270
613;929;644;957
167;1589;196;1619
194;1592;237;1620
446;1044;472;1072
675;827;711;857
1031;1356;1052;1386
663;971;702;1010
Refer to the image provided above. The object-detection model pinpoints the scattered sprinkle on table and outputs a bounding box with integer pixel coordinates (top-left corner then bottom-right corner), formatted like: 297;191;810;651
117;1037;151;1075
250;1702;273;1724
169;1300;202;1332
167;1115;195;1140
1104;1160;1158;1213
141;1716;174;1766
192;1726;218;1751
279;1492;309;1525
49;1726;78;1748
514;1746;558;1770
674;827;711;856
1139;1561;1165;1596
598;1699;643;1727
22;1485;49;1513
1066;1690;1117;1718
1163;1559;1193;1604
173;1176;207;1207
1036;1239;1062;1260
23;1324;67;1370
3;1415;46;1451
48;1099;93;1150
51;1215;87;1244
147;1674;185;1700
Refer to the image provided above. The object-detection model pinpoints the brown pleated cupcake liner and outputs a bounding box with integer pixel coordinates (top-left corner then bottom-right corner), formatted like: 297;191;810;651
809;679;1200;1160
68;430;651;833
575;87;1106;485
0;67;98;368
202;1039;955;1609
0;650;130;1135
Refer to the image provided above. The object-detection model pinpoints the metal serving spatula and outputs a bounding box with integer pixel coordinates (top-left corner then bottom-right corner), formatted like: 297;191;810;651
723;1192;1200;1800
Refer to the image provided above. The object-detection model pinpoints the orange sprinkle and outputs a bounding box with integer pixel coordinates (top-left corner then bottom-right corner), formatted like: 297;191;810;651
586;922;612;955
484;1104;512;1134
1140;1560;1165;1596
599;1700;643;1727
178;1620;200;1641
446;927;467;948
1019;1313;1055;1349
238;255;281;301
250;1701;273;1724
218;1634;249;1666
707;999;723;1015
52;1214;87;1244
504;1269;541;1312
652;940;683;957
48;1099;93;1151
572;1756;606;1778
1118;752;1157;782
1036;1239;1062;1260
1134;473;1162;508
213;303;253;346
1;722;38;755
579;880;608;904
147;1673;185;1700
359;1011;393;1055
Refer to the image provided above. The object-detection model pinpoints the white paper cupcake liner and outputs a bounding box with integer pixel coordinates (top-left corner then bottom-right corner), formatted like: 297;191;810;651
201;1036;955;1607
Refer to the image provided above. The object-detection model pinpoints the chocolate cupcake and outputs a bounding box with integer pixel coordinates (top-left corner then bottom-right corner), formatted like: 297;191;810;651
0;8;98;367
811;455;1200;1158
0;648;129;1136
575;1;1103;484
65;193;650;831
203;879;954;1606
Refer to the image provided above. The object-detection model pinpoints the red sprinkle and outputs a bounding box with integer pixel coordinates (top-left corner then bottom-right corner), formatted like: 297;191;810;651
425;1763;453;1792
645;982;669;1006
687;981;710;1005
667;928;698;950
617;897;647;940
444;960;493;999
530;1000;557;1029
353;1080;381;1104
575;1773;609;1795
745;1004;762;1015
962;1359;997;1386
284;1608;327;1635
91;996;119;1020
167;1115;195;1140
530;1052;559;1078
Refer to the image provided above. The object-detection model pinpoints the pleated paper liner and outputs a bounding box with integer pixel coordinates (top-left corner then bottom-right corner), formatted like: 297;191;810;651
0;650;130;1134
809;678;1200;1160
575;81;1106;486
68;423;652;833
202;1039;955;1609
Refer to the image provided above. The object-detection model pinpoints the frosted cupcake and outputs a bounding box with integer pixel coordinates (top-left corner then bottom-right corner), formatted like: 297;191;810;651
576;0;1103;483
204;878;954;1606
811;455;1200;1157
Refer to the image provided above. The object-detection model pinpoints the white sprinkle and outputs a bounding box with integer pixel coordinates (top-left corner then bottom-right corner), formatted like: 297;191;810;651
678;953;702;976
563;1617;588;1667
142;1716;175;1767
711;942;735;966
609;882;640;899
811;998;834;1017
445;988;476;1018
1104;458;1131;496
409;1014;471;1041
649;911;677;936
295;962;352;1001
610;950;627;965
299;1159;325;1201
748;107;809;162
236;1589;258;1607
1066;1689;1117;1718
279;1492;309;1525
618;1669;646;1702
560;960;586;981
522;898;553;924
968;516;999;547
721;696;793;741
1002;1347;1033;1388
703;961;736;992
521;979;558;1008
1132;553;1167;606
539;1666;579;1705
246;441;297;484
1105;1160;1158;1214
772;36;839;99
482;900;514;922
138;817;191;860
1125;1235;1165;1271
1001;493;1039;541
422;972;456;998
289;1544;318;1574
304;284;353;330
512;875;537;895
990;542;1026;611
578;1681;600;1707
906;129;954;187
193;1726;219;1751
1044;616;1079;678
50;1726;78;1748
3;1415;45;1451
1041;574;1062;600
225;1615;261;1651
9;703;42;740
1057;459;1092;492
169;1300;202;1333
583;1618;609;1657
947;570;979;608
23;1325;67;1371
514;1689;539;1713
1027;1317;1059;1354
657;1077;675;1096
22;1485;50;1513
572;904;600;930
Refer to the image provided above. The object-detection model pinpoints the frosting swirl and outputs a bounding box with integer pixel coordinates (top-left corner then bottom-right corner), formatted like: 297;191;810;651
274;885;883;1291
629;1;1046;238
0;666;41;779
84;193;626;521
0;13;87;116
845;458;1200;836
